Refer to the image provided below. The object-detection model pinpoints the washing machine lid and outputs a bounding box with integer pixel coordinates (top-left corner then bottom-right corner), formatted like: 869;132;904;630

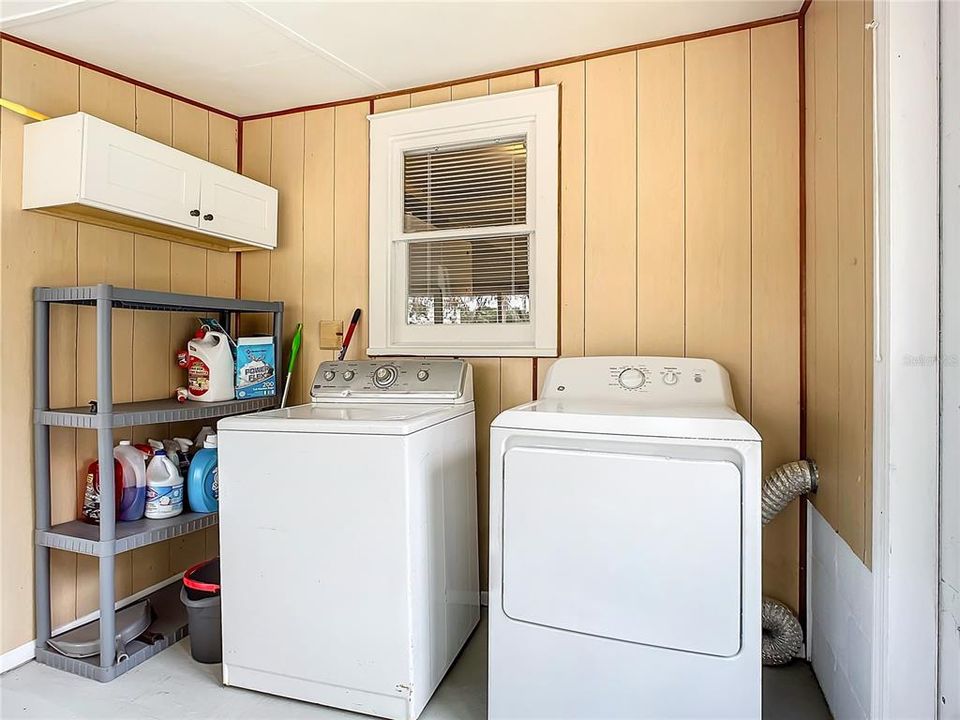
218;402;473;435
493;399;760;442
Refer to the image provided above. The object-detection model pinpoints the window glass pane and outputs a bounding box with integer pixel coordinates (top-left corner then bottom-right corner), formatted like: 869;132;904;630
404;137;526;231
406;235;530;325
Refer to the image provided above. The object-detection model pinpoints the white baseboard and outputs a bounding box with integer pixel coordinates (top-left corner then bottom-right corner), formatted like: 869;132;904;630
0;640;36;675
0;572;183;675
480;591;489;607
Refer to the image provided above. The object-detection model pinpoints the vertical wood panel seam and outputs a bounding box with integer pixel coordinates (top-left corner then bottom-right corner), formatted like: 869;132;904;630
582;63;588;356
682;44;687;358
533;70;540;397
864;0;872;561
298;112;306;376
267;118;275;300
72;63;81;613
682;42;688;357
748;31;754;421
635;50;640;355
797;10;808;633
236;120;243;299
833;1;841;526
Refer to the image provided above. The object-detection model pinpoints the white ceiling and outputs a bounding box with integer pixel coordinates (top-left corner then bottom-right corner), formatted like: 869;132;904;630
0;1;802;117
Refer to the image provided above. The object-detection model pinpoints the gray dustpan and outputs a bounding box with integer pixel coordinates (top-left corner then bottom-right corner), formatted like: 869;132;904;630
47;600;152;661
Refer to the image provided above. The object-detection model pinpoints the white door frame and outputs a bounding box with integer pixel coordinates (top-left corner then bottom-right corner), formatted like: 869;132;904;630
938;0;959;715
870;1;941;718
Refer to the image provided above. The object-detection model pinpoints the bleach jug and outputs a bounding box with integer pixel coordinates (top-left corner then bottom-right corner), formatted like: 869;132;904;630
186;331;235;402
115;440;147;522
187;434;219;513
145;450;184;519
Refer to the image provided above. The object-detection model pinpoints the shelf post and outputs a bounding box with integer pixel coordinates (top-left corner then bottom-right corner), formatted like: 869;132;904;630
33;295;52;648
96;285;116;668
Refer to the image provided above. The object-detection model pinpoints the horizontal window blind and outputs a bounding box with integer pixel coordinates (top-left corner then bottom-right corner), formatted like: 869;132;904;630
406;235;530;325
404;137;527;231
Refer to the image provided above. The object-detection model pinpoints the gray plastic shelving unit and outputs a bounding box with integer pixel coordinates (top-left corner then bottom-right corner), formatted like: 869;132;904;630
34;283;283;681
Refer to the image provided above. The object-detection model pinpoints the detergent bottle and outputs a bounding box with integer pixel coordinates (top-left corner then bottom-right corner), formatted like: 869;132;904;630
187;434;219;513
186;330;235;402
81;458;123;524
145;450;184;519
115;440;148;522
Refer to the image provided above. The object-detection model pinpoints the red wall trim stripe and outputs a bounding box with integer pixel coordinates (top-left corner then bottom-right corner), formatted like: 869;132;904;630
239;11;802;121
0;31;241;120
2;11;802;123
797;1;810;633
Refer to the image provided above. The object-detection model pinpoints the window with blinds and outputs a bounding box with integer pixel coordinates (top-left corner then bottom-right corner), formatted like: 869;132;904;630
367;84;558;356
403;138;530;326
407;235;530;325
403;138;527;231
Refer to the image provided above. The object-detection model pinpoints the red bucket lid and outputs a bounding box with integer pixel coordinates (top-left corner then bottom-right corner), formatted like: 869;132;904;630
183;560;220;593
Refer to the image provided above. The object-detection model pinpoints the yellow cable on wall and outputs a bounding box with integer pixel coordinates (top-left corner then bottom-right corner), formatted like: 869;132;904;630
0;98;49;121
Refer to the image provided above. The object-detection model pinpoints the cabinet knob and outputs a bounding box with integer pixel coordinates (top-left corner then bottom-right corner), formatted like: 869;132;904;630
189;209;200;217
203;213;214;221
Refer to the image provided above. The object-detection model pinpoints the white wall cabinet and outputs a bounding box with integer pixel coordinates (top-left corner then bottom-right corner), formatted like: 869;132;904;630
199;162;277;249
22;112;277;252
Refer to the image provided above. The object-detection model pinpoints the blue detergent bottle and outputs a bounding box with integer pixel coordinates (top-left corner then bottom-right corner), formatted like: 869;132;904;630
187;434;219;513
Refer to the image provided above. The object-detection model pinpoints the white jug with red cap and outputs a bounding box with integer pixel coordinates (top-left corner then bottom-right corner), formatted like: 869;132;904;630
185;330;235;402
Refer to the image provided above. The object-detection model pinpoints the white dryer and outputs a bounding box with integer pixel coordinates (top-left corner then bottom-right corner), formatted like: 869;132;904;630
488;357;761;719
217;359;480;720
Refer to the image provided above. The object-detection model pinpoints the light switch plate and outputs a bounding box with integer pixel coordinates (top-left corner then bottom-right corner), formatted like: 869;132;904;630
320;320;343;350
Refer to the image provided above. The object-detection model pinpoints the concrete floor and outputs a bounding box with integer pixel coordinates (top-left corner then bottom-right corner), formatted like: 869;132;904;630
1;617;830;719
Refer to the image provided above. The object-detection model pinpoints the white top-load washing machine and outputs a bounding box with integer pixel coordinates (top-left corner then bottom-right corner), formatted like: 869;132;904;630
488;357;761;720
217;359;480;720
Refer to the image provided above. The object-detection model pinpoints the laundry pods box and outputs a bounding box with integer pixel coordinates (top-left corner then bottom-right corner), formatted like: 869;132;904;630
235;337;276;399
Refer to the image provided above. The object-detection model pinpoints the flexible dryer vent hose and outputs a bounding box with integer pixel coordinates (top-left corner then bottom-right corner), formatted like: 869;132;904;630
761;460;818;527
762;598;804;665
759;459;819;666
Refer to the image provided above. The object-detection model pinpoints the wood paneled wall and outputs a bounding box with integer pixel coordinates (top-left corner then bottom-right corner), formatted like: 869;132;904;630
804;0;874;565
0;40;234;653
239;21;803;609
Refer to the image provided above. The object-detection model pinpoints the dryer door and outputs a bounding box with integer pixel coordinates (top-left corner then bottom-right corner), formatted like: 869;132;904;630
501;446;742;657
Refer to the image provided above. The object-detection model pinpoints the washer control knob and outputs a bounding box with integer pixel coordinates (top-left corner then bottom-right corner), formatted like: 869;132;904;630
343;370;355;381
662;371;679;386
617;367;646;390
323;370;336;382
417;369;430;382
373;365;399;388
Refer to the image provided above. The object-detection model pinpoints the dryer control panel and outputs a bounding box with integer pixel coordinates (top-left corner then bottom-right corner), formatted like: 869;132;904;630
539;357;735;408
310;359;472;404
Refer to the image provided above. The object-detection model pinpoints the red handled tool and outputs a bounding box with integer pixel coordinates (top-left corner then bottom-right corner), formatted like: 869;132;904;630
338;309;362;361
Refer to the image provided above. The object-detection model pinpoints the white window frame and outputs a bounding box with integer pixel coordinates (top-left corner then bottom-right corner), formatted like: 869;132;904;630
368;85;558;357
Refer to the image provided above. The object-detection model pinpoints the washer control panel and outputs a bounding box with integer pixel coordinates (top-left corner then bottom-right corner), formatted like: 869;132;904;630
541;357;735;408
310;359;469;402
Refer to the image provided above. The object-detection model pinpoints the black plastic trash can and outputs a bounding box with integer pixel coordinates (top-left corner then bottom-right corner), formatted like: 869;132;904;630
181;557;222;663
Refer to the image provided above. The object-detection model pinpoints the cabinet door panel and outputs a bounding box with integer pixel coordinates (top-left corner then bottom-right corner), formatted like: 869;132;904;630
200;164;278;248
82;115;202;229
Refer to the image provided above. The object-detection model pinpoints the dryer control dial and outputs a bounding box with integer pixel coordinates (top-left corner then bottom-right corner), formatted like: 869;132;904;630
617;367;647;390
373;365;399;388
